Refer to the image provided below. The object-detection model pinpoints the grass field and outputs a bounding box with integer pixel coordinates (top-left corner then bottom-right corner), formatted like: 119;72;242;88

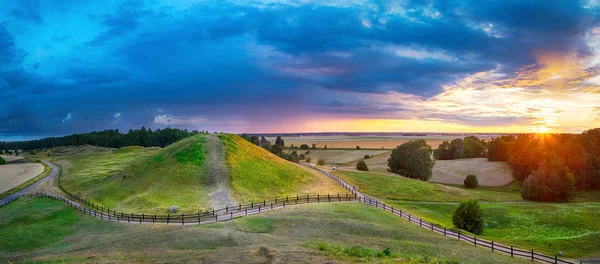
334;171;523;202
0;197;530;263
392;202;600;259
219;134;346;202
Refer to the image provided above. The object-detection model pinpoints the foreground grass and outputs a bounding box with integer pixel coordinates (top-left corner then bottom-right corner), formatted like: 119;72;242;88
0;198;529;263
0;160;51;199
392;202;600;259
335;171;523;202
61;136;211;213
219;134;345;202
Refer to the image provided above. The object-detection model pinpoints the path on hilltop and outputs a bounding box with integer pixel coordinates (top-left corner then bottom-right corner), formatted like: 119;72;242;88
205;134;235;209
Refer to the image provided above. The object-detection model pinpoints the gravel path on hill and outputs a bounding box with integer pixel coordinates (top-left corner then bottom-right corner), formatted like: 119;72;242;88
205;135;235;209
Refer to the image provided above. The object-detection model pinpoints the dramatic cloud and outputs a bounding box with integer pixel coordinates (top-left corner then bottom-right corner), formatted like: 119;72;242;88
0;0;599;139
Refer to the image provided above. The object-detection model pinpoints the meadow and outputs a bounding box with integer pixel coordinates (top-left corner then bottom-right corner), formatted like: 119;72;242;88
0;197;530;263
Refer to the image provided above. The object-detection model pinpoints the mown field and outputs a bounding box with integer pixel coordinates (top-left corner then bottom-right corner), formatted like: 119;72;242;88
334;170;600;259
0;197;530;263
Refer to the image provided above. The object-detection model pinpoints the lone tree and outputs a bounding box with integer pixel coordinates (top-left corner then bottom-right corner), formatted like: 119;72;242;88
356;160;368;171
0;156;5;165
452;200;484;235
463;174;479;189
275;136;285;147
388;140;435;181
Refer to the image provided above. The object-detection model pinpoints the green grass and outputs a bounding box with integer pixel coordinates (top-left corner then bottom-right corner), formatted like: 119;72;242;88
0;160;52;199
392;202;600;258
0;198;530;263
219;134;327;202
61;136;211;213
335;170;523;202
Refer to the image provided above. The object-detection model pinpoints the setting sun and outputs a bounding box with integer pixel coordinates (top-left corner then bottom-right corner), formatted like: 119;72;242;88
537;125;548;133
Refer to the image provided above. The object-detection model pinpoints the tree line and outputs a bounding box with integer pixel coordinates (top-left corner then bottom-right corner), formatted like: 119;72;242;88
433;136;487;160
0;127;207;151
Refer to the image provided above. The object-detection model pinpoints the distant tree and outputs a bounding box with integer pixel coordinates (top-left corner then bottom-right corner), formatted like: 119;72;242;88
521;156;576;202
14;150;19;156
463;137;486;158
249;136;260;145
311;144;317;150
270;144;283;155
357;160;368;171
487;137;510;161
355;146;360;150
317;158;325;166
433;141;453;160
364;155;370;159
261;137;272;151
0;150;4;154
452;200;484;235
388;140;435;181
299;154;305;160
324;145;328;149
300;144;310;150
0;156;5;165
463;174;479;189
275;136;285;147
305;157;312;163
451;139;464;159
291;144;295;149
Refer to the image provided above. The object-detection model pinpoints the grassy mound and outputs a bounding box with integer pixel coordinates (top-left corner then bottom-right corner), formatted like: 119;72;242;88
61;135;210;213
0;198;530;263
219;134;343;202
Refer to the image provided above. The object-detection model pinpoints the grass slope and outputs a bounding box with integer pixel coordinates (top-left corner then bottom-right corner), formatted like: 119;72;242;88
219;134;345;202
0;197;530;263
335;171;523;202
61;136;210;213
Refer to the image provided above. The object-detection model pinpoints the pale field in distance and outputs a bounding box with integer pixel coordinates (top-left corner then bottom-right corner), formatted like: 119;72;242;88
0;155;44;194
290;149;391;164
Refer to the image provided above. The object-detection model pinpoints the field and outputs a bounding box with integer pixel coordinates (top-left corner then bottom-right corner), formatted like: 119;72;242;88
290;149;390;165
0;156;45;195
334;170;600;259
268;134;496;150
0;197;530;263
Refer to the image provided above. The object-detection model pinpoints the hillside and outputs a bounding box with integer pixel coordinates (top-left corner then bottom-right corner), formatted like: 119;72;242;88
218;134;346;202
60;134;345;214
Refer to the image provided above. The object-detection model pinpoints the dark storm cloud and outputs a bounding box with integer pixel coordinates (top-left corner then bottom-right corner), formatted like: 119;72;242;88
0;0;598;138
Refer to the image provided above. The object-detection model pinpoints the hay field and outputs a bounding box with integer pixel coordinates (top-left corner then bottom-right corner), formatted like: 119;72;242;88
0;159;44;194
292;149;390;164
268;134;495;149
354;154;513;187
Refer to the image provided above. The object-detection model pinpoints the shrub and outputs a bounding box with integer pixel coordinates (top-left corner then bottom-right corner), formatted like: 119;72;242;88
300;144;309;149
357;160;368;171
364;155;370;159
463;174;478;189
299;154;305;160
521;156;576;202
317;158;325;166
324;145;327;149
0;156;5;165
305;157;311;163
356;146;361;150
311;144;317;150
452;200;484;235
388;140;435;181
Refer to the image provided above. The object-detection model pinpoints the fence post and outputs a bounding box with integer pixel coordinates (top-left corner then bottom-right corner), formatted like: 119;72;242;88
444;227;446;236
409;214;411;222
245;208;247;216
531;249;534;261
431;223;434;232
317;194;320;202
167;214;170;224
259;205;261;212
182;213;184;225
554;255;557;264
307;194;309;203
263;200;266;206
154;214;156;223
142;213;145;222
270;203;273;210
458;231;461;240
511;246;513;257
474;236;477;246
419;219;422;226
491;241;494;251
198;212;201;223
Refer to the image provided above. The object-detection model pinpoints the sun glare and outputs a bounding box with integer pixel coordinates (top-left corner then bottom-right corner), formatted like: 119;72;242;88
537;125;548;133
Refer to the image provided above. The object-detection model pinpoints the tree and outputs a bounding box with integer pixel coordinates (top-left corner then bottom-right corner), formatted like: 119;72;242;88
275;136;285;147
388;140;435;181
356;160;368;171
311;144;317;150
270;144;283;155
300;144;309;150
0;156;5;165
324;145;327;149
452;200;484;235
356;146;360;150
464;174;479;189
521;156;576;202
433;141;453;160
317;158;325;166
463;137;486;158
364;155;370;159
14;150;19;156
488;137;510;161
305;157;312;163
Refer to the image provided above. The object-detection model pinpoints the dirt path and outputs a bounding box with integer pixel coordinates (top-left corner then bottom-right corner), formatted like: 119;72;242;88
205;134;235;209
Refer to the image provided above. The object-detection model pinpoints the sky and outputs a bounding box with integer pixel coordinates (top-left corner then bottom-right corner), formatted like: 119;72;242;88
1;0;600;140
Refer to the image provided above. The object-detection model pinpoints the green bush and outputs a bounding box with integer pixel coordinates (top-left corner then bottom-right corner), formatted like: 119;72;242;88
452;200;484;235
356;160;368;171
300;144;309;149
317;158;325;166
463;174;478;189
305;157;311;163
356;146;360;150
388;140;435;181
521;156;576;202
0;156;5;165
364;155;370;159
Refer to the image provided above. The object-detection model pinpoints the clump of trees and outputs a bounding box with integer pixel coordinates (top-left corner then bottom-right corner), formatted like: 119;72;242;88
388;140;435;181
433;136;486;160
463;174;478;189
356;160;368;171
521;156;576;202
317;158;325;166
300;144;310;150
1;127;204;151
452;200;484;235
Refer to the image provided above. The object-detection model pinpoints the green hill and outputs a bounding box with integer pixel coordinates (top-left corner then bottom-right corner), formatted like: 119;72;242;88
60;134;345;214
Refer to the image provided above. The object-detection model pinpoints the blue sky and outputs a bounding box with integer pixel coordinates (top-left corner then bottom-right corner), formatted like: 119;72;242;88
1;0;600;140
